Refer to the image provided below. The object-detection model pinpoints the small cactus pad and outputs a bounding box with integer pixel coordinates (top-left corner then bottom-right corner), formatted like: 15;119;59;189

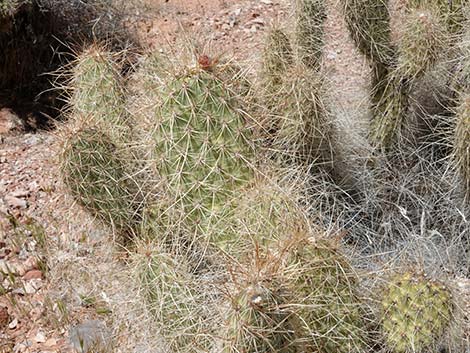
70;47;129;140
262;28;294;88
380;272;453;353
340;0;393;64
153;68;255;221
222;248;296;353
138;248;217;352
289;238;369;353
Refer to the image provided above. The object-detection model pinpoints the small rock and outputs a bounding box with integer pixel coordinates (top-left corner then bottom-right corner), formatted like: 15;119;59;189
23;269;43;280
10;189;29;198
69;320;112;353
4;195;27;209
24;279;42;294
260;0;273;4
35;330;46;343
8;317;18;329
0;108;22;135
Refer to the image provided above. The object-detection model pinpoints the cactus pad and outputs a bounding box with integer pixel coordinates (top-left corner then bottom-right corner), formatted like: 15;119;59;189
61;128;137;233
397;6;447;79
289;238;369;353
380;272;453;353
153;68;255;221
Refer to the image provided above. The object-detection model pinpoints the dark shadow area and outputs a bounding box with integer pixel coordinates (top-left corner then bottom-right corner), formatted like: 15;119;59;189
0;0;139;131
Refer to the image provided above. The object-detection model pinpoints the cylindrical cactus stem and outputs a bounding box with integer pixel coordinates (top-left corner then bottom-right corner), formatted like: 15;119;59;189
136;244;218;352
295;0;327;70
150;64;256;223
370;74;412;150
379;270;454;353
406;0;469;34
453;93;470;199
222;247;297;353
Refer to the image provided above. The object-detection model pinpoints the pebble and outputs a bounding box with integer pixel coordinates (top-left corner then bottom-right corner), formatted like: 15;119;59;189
4;195;28;209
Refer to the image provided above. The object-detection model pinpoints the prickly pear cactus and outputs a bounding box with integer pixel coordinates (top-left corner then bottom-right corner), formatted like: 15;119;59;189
289;238;369;353
70;47;129;141
60;128;138;233
152;66;255;221
380;271;453;353
295;0;326;70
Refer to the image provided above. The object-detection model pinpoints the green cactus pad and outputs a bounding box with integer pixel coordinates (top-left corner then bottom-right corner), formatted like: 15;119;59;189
289;238;369;353
222;248;297;353
153;68;255;221
262;28;294;89
203;177;308;257
61;128;138;233
138;247;217;352
380;272;453;353
70;47;129;141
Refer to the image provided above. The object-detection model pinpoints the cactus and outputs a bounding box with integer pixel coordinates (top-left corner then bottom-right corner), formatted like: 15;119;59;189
370;74;412;150
274;65;334;167
454;93;470;199
340;0;393;65
288;238;369;353
60;127;138;233
138;246;217;352
396;6;448;79
204;175;308;258
295;0;326;70
70;46;130;142
222;247;297;353
380;271;454;353
150;65;255;222
407;0;469;34
262;28;294;90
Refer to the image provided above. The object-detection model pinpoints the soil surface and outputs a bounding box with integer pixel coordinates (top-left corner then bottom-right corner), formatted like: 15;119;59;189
0;0;469;352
